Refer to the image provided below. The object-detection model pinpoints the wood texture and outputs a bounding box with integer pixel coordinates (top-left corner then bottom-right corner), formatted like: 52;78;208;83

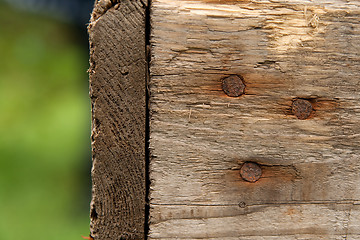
88;0;147;239
149;0;360;239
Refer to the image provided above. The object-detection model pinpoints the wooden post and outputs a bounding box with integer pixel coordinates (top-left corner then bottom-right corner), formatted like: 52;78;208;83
89;0;360;239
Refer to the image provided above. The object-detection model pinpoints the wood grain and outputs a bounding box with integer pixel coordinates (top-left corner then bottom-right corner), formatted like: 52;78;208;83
88;0;147;239
149;0;360;238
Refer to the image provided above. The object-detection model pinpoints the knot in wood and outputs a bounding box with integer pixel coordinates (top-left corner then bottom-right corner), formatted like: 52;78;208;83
240;162;262;183
222;75;245;97
292;99;313;120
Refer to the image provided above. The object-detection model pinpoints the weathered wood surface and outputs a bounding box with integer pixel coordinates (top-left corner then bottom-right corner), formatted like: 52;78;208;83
149;0;360;239
88;0;148;239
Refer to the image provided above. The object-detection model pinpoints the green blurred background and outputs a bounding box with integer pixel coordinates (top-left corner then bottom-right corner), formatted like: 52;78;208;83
0;1;93;239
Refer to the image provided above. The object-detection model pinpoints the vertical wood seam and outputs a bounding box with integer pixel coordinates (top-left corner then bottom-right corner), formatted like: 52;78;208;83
145;0;151;239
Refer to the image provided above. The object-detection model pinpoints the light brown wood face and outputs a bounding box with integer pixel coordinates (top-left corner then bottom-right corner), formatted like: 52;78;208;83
149;0;360;239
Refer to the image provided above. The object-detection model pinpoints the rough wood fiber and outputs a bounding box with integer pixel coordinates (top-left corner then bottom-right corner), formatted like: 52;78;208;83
149;0;360;239
88;0;147;239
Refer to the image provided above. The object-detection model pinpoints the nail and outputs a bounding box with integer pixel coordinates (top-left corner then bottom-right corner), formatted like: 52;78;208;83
240;162;262;183
238;201;246;208
292;99;313;120
222;75;245;97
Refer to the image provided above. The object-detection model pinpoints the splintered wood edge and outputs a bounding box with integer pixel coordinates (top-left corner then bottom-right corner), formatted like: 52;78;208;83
90;0;148;23
88;0;149;239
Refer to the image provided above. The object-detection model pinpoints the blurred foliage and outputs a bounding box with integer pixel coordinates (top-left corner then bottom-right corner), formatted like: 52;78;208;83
0;2;91;240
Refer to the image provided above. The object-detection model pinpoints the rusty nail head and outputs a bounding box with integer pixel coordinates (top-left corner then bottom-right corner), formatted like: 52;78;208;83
222;75;245;97
292;99;313;120
240;162;262;183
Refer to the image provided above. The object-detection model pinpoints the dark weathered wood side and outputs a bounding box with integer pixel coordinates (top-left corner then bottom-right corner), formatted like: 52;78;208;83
88;0;147;239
